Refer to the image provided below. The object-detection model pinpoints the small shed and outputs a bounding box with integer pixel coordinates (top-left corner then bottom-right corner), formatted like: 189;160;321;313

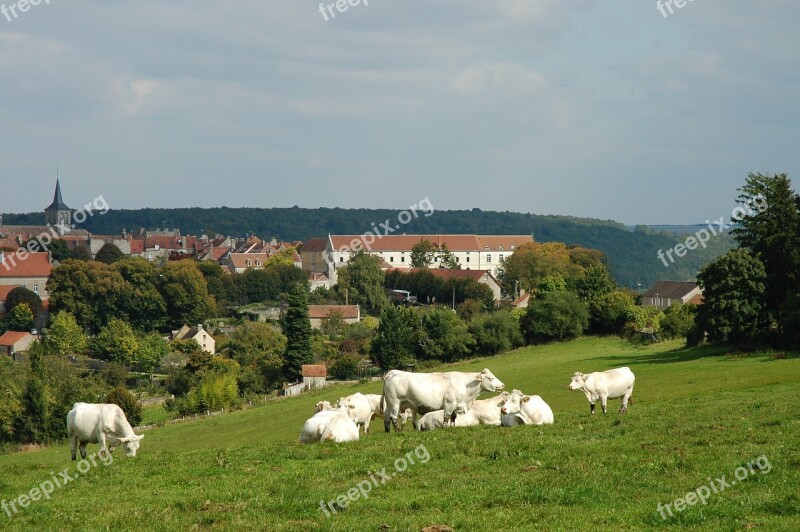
0;331;35;361
302;364;328;390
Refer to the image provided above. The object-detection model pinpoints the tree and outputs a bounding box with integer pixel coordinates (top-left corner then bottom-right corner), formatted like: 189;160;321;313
336;252;387;312
732;173;800;327
437;244;460;269
419;307;475;362
158;261;214;329
372;305;419;369
222;321;287;393
5;287;42;321
697;249;767;343
135;333;170;375
115;259;167;331
410;239;437;268
589;289;637;334
521;291;589;342
44;311;87;356
14;349;49;444
574;264;616;303
468;310;523;355
660;303;698;340
91;318;139;364
95;242;125;264
7;304;35;332
198;261;237;314
282;284;312;380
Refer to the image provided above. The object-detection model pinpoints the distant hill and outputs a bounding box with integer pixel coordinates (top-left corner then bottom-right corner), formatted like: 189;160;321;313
1;208;734;289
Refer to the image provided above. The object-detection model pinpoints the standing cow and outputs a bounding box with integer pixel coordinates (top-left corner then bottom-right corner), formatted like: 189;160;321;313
67;403;144;460
382;368;505;432
568;367;635;414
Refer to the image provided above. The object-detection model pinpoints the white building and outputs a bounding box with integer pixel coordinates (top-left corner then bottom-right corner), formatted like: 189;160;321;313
303;234;533;285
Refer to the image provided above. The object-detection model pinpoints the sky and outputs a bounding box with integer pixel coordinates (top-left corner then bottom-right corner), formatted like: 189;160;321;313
1;0;798;225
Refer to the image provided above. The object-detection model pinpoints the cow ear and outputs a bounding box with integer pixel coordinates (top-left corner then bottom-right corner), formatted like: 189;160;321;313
475;373;485;381
522;396;530;403
138;434;145;440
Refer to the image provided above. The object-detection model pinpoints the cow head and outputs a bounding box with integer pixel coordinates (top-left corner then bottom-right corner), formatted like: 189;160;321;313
117;434;144;457
314;401;334;413
568;372;587;391
342;399;361;422
499;389;526;415
475;368;505;392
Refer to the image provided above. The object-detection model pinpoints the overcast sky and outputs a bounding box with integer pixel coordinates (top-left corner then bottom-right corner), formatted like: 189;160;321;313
1;1;797;225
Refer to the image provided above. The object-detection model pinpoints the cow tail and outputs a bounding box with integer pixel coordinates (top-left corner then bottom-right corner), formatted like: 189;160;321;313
380;393;386;415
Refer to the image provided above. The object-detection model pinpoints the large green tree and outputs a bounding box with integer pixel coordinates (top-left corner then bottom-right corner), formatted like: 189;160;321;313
410;239;437;268
95;242;125;264
158;261;214;329
222;321;287;393
7;304;35;332
697;249;767;343
282;284;312;381
371;305;419;369
419;307;475;362
91;318;139;365
521;290;590;342
731;172;800;327
4;287;42;321
115;258;167;330
336;252;387;312
43;311;87;356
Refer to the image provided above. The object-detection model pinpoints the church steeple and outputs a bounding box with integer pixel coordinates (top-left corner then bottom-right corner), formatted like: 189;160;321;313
44;174;73;234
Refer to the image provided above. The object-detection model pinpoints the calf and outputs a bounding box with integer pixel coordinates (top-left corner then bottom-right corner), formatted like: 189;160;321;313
299;407;360;444
568;367;635;414
339;393;375;435
499;389;554;425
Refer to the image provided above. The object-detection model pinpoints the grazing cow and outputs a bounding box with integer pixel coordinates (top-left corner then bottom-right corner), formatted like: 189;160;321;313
382;368;505;432
568;367;635;414
499;390;554;425
299;408;359;444
339;393;375;435
67;403;144;460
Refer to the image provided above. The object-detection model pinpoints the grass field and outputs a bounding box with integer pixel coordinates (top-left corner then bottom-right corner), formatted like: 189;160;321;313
1;337;799;531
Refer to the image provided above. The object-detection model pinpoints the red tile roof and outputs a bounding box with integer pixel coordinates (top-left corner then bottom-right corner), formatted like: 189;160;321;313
413;268;497;283
228;253;272;269
301;238;328;252
641;281;699;299
0;252;52;278
329;235;532;253
0;331;33;347
0;285;22;301
308;305;360;320
302;364;327;378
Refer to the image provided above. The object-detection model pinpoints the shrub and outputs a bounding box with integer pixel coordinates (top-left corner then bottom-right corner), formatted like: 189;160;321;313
521;291;589;342
105;386;143;426
469;311;523;355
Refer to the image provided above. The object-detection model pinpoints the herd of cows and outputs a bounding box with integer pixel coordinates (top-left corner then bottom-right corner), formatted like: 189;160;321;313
60;366;636;455
299;366;636;444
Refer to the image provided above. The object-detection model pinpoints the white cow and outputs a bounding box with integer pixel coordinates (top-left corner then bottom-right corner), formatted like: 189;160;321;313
499;389;554;425
382;368;505;432
417;392;511;431
299;408;360;444
339;393;375;435
314;400;336;413
568;367;635;414
67;403;144;460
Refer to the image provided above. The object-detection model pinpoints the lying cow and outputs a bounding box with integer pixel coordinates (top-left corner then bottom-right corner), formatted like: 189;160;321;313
382;368;505;432
67;403;144;460
499;389;554;425
568;367;635;414
299;407;359;444
417;392;511;431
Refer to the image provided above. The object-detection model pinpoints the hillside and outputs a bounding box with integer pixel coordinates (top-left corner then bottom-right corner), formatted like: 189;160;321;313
1;208;734;288
0;338;798;530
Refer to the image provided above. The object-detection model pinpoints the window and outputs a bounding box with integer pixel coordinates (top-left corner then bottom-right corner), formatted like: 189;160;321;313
466;256;470;263
390;256;394;262
340;257;344;263
33;284;39;294
256;260;261;266
401;256;405;263
487;254;492;263
246;260;252;266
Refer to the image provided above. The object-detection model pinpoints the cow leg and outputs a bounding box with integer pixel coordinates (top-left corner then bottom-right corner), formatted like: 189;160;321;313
620;390;632;414
384;417;392;433
450;411;457;426
70;434;78;461
79;442;88;460
96;430;107;457
600;394;608;414
589;402;595;415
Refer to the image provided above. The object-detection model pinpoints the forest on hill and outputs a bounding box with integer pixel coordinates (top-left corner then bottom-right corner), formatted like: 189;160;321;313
2;207;732;288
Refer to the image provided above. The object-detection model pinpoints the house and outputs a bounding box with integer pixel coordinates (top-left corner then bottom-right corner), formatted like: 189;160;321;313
0;331;35;361
308;305;361;329
302;364;327;390
303;234;533;284
511;293;530;308
0;251;52;300
641;281;702;309
170;324;215;354
307;272;330;291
